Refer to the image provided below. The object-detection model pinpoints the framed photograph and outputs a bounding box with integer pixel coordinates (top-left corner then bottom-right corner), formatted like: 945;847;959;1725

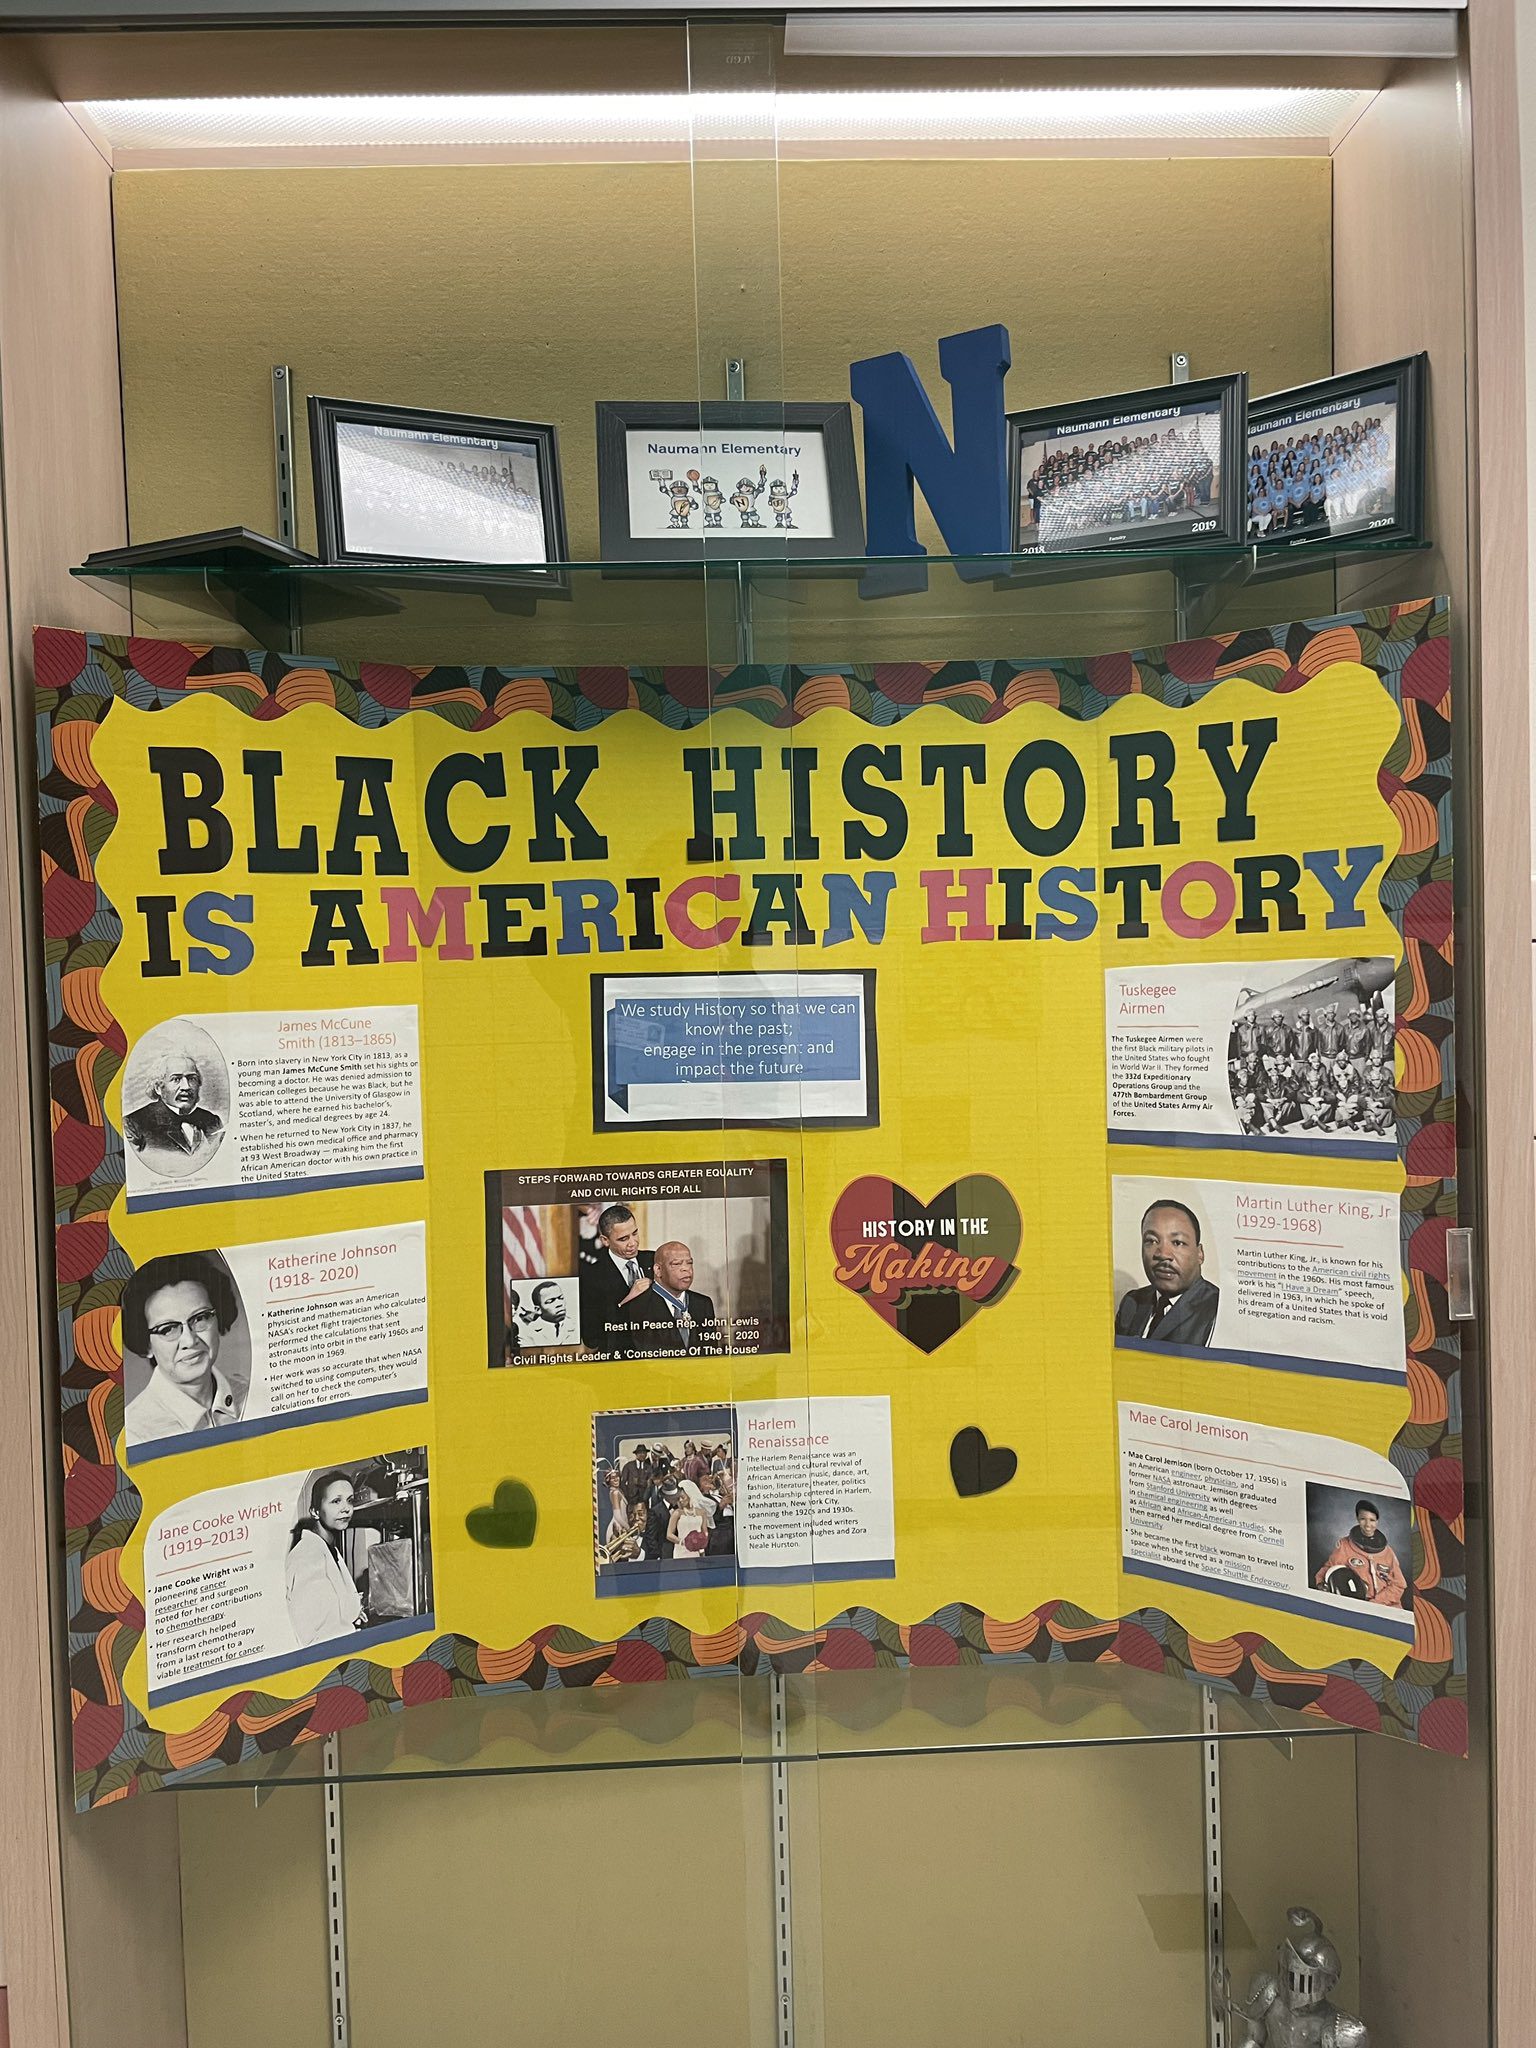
1246;355;1426;548
1007;372;1247;555
595;400;864;562
308;395;568;584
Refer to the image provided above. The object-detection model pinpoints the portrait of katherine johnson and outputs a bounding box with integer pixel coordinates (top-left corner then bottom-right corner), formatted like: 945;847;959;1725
121;1251;246;1444
122;1040;228;1180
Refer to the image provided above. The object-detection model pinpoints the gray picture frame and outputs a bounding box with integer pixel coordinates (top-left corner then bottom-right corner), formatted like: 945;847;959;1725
595;400;865;563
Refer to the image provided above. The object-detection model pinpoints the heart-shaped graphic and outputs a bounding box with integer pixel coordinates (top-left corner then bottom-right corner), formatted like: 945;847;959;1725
466;1479;538;1549
950;1427;1018;1499
830;1173;1021;1353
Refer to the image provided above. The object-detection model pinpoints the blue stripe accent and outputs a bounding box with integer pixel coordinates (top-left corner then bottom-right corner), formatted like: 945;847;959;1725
127;1164;424;1213
597;1561;738;1598
1114;1335;1404;1384
596;1557;895;1597
146;1612;434;1707
738;1559;895;1586
1107;1129;1396;1162
1122;1557;1413;1641
126;1385;429;1466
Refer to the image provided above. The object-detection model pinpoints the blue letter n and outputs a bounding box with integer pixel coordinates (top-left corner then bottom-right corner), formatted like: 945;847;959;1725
850;323;1012;573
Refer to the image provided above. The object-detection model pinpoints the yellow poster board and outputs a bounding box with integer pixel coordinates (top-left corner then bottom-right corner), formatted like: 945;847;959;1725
35;607;1465;1804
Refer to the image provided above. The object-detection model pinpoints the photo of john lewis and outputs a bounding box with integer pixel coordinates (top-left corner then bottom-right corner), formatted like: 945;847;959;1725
502;1277;581;1362
121;1020;230;1180
285;1447;433;1648
1114;1198;1220;1349
121;1251;251;1447
486;1162;787;1367
589;1216;720;1359
1305;1483;1411;1611
1227;958;1395;1145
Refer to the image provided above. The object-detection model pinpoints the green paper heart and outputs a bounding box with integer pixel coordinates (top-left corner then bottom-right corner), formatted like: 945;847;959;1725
466;1479;538;1549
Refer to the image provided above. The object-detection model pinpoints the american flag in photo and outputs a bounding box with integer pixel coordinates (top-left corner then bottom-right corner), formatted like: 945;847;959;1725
502;1206;547;1316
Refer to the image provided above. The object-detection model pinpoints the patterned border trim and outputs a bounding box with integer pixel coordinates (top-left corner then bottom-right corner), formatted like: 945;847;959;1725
33;603;1463;1808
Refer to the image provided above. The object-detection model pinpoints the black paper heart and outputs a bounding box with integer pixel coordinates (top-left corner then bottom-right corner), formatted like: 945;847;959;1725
949;1427;1018;1499
466;1479;538;1549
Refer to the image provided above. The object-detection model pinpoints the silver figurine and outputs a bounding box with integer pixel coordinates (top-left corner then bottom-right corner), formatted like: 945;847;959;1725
1215;1906;1368;2047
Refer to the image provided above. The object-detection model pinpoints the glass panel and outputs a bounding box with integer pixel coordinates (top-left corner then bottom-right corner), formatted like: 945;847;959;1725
36;18;1487;2048
803;1741;1208;2047
341;1766;773;2047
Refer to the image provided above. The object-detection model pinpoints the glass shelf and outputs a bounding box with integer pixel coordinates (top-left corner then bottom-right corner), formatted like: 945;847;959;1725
71;536;1437;667
167;1661;1351;1796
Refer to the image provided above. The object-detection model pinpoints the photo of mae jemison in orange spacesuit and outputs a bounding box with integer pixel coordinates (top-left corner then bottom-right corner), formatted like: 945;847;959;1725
1313;1499;1408;1608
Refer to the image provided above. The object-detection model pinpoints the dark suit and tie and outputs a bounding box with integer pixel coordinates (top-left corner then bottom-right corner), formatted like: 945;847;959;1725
579;1239;655;1356
1114;1272;1221;1348
123;1097;224;1178
1116;1200;1221;1350
614;1284;720;1359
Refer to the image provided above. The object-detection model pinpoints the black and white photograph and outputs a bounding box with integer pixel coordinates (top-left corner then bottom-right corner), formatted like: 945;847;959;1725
121;1250;251;1448
122;1222;429;1465
120;1017;231;1182
593;1410;738;1583
486;1160;790;1367
1304;1481;1412;1614
1227;958;1395;1144
1008;373;1247;554
1112;1194;1221;1350
285;1447;434;1648
1246;355;1426;548
503;1275;582;1355
595;401;864;562
308;395;568;579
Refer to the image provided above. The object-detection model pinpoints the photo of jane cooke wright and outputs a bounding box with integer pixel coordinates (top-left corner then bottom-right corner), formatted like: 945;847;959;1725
1114;1200;1220;1348
284;1450;433;1649
121;1252;245;1443
122;1046;226;1178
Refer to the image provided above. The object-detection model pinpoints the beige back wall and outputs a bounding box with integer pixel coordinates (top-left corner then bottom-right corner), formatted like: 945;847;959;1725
110;156;1330;662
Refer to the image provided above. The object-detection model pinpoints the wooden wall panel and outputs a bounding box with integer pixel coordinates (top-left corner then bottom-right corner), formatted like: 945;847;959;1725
0;33;169;2048
1338;17;1535;2048
1466;0;1536;2038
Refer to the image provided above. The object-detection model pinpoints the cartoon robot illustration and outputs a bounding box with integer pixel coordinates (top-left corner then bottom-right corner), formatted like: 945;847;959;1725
698;475;727;530
650;468;700;530
1215;1907;1368;2047
730;464;768;528
767;470;799;529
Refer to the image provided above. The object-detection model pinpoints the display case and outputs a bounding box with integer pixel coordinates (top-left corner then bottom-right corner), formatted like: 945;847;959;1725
0;9;1527;2048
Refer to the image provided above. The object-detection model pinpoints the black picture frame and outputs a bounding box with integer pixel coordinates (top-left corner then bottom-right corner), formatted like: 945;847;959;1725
1245;355;1427;550
1006;372;1247;556
590;969;880;1133
82;527;317;572
307;395;568;588
481;1159;791;1370
595;400;865;563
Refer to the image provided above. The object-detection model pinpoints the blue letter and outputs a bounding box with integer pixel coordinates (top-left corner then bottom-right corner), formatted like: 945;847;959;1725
186;892;254;975
850;324;1011;577
823;872;896;948
1302;846;1383;930
1035;867;1099;941
553;879;622;955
